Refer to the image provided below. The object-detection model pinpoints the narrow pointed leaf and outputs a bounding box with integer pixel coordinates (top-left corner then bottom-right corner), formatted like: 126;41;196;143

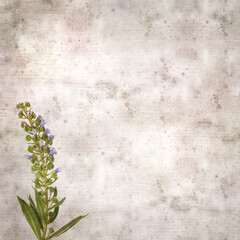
53;187;57;198
28;194;43;229
35;190;46;224
49;206;59;223
49;214;88;239
17;196;42;240
49;197;66;210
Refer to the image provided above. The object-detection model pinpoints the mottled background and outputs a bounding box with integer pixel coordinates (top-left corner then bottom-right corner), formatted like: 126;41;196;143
1;0;240;239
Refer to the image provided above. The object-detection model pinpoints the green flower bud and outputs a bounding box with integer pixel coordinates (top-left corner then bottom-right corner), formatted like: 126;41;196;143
49;156;54;162
26;135;32;141
53;198;58;203
25;102;31;108
28;146;33;153
42;134;48;141
47;162;54;170
34;135;41;141
32;155;38;162
21;122;25;128
36;172;41;179
48;140;53;145
18;111;24;118
40;165;45;171
31;164;38;171
32;112;36;118
16;103;24;109
47;178;52;184
52;172;58;180
39;126;45;132
44;147;50;154
36;119;41;126
49;228;54;234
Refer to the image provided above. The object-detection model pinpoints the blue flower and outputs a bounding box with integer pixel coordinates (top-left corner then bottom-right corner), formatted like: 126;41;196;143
37;115;42;120
25;155;32;159
54;167;61;173
44;128;50;135
49;148;57;156
33;129;37;136
40;119;46;126
40;140;44;148
49;135;55;140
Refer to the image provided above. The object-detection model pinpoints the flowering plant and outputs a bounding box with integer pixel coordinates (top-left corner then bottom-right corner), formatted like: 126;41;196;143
16;102;88;240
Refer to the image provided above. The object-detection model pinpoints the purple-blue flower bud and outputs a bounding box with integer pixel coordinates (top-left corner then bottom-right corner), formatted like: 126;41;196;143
33;129;37;136
40;119;46;126
54;167;61;173
25;155;32;160
49;135;54;140
49;148;57;156
40;140;44;148
45;128;50;135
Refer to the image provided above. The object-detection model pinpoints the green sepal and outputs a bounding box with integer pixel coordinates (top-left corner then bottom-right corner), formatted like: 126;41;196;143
28;194;43;229
49;214;89;239
49;197;66;210
49;206;59;223
17;196;42;240
35;190;47;224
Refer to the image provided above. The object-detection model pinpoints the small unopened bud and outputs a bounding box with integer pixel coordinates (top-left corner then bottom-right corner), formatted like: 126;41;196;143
32;155;38;162
36;119;41;126
39;126;45;132
26;135;31;141
44;147;50;154
18;111;24;118
49;228;54;234
28;146;33;153
36;172;41;179
51;172;58;180
31;164;38;171
42;134;48;141
47;162;54;170
25;102;31;108
16;103;24;109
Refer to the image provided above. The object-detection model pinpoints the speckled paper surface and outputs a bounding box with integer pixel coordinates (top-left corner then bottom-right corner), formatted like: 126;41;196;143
1;0;240;239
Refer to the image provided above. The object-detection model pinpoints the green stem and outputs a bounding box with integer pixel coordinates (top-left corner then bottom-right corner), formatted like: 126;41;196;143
23;108;50;240
42;152;49;240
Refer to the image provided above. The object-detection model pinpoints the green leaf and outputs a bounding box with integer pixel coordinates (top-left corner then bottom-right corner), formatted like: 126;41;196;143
49;197;66;210
35;190;46;224
28;194;43;229
49;214;88;239
49;206;59;223
53;187;57;198
17;196;42;240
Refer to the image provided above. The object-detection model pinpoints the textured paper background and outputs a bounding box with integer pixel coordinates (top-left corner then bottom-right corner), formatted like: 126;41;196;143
1;0;240;239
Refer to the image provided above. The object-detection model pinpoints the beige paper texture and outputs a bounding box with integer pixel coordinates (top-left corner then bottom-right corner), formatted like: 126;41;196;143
0;0;240;239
